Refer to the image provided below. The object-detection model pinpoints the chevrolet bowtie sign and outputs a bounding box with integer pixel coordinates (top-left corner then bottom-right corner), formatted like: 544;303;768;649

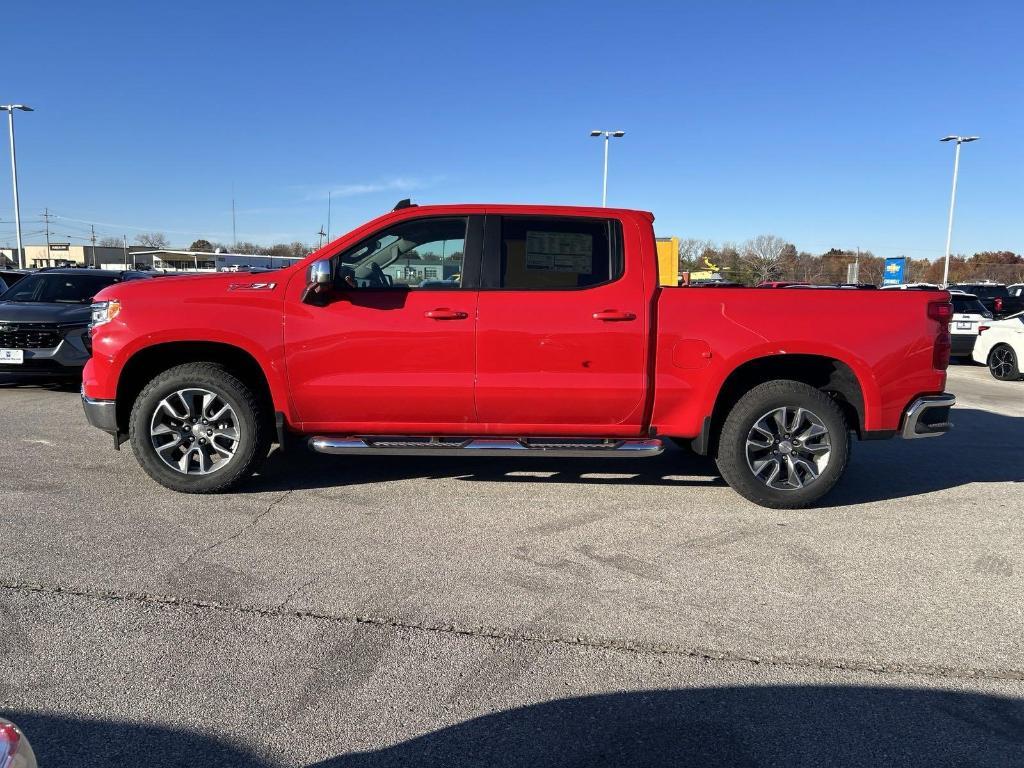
883;257;907;286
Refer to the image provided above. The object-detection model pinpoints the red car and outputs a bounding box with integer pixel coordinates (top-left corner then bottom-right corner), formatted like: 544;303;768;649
82;203;954;508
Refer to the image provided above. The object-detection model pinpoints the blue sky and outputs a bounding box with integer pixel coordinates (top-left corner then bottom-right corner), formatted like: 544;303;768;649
3;0;1022;257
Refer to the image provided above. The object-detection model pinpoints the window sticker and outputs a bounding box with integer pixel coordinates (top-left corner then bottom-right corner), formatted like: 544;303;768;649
525;231;593;274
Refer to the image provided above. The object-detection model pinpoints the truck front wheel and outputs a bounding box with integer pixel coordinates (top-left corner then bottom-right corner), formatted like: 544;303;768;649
715;380;850;509
129;362;269;493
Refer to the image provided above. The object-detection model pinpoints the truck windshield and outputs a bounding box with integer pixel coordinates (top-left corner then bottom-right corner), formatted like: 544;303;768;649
0;273;120;304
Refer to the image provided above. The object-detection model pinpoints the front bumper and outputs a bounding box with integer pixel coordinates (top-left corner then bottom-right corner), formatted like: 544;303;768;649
901;394;956;439
81;391;118;435
0;328;91;373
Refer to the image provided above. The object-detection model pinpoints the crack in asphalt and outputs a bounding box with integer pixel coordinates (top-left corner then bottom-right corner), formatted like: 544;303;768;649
175;490;293;571
1;578;1022;684
276;576;321;611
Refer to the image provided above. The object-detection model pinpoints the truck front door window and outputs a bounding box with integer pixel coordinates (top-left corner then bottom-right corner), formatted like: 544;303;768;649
335;217;467;289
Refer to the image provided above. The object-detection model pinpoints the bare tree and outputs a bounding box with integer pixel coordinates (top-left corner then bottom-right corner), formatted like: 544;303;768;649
135;232;170;249
97;237;122;248
741;234;788;284
677;238;704;271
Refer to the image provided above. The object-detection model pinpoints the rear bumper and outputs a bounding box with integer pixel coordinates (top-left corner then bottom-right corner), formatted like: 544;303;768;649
901;394;956;439
950;333;977;357
81;391;118;435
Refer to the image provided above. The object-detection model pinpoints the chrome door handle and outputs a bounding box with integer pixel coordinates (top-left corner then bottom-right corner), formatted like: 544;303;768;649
592;310;636;321
424;309;469;320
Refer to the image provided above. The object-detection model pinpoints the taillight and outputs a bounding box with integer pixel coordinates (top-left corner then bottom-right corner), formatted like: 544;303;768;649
928;300;953;324
928;300;952;370
979;325;990;335
995;297;1003;313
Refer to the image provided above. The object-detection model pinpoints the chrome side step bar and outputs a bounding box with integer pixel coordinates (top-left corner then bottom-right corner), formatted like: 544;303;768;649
309;436;664;458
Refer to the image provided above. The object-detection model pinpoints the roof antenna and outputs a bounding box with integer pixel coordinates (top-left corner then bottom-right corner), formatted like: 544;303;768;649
393;198;416;211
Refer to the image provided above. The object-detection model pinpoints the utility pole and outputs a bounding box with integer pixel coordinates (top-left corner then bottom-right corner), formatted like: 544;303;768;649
317;226;326;249
42;207;52;264
2;104;32;269
327;191;332;242
122;234;129;268
232;196;237;249
939;135;980;288
589;130;626;207
90;224;97;268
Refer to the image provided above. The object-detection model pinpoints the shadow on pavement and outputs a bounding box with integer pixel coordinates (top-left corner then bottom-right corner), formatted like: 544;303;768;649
0;709;271;768
0;372;81;391
825;406;1024;506
6;685;1024;767
249;407;1022;505
250;444;726;491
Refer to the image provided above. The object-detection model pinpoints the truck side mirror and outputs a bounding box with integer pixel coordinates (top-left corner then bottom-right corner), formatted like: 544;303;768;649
302;259;334;305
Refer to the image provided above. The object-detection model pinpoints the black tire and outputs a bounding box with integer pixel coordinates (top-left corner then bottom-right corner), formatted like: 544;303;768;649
129;362;269;493
988;344;1021;381
715;380;850;509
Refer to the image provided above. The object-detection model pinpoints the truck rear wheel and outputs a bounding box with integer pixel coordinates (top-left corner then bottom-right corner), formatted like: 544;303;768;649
129;362;269;493
715;380;849;509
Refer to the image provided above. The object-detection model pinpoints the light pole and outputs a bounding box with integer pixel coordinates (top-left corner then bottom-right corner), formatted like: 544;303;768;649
589;130;625;207
939;135;979;288
1;104;33;270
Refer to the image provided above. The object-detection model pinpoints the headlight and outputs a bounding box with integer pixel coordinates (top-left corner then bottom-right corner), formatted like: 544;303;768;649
90;299;121;328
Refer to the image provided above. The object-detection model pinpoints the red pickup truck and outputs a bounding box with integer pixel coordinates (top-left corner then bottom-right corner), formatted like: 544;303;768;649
82;203;955;508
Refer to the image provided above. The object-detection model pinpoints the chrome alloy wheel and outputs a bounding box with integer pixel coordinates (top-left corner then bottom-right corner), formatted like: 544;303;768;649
990;346;1016;379
745;406;832;491
149;388;239;475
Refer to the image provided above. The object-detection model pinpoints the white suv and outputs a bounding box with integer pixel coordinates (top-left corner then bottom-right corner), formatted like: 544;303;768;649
948;292;992;359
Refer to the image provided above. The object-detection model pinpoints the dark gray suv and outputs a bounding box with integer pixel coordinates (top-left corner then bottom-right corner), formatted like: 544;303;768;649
0;268;151;376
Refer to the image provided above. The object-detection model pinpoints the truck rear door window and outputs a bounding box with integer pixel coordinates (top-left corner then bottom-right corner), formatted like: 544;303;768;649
496;217;622;290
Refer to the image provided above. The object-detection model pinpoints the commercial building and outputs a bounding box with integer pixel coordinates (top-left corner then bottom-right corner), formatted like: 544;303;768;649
132;249;305;272
0;245;305;272
0;244;149;269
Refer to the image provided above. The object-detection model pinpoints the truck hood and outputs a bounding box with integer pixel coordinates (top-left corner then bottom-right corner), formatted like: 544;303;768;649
93;270;294;302
0;301;92;325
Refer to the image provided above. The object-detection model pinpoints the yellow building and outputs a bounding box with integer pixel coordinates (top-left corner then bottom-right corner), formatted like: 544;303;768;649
655;236;679;286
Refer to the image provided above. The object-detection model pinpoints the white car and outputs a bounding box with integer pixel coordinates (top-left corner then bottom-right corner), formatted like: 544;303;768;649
972;311;1024;381
949;292;992;358
1009;283;1023;297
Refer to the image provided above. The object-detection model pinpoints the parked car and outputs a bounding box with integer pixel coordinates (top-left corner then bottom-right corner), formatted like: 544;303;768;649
82;203;955;509
1008;283;1023;297
972;310;1024;381
949;283;1024;319
0;268;151;375
0;718;37;768
948;293;992;358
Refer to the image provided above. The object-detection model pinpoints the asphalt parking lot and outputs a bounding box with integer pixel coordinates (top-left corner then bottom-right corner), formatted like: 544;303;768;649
1;363;1022;767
